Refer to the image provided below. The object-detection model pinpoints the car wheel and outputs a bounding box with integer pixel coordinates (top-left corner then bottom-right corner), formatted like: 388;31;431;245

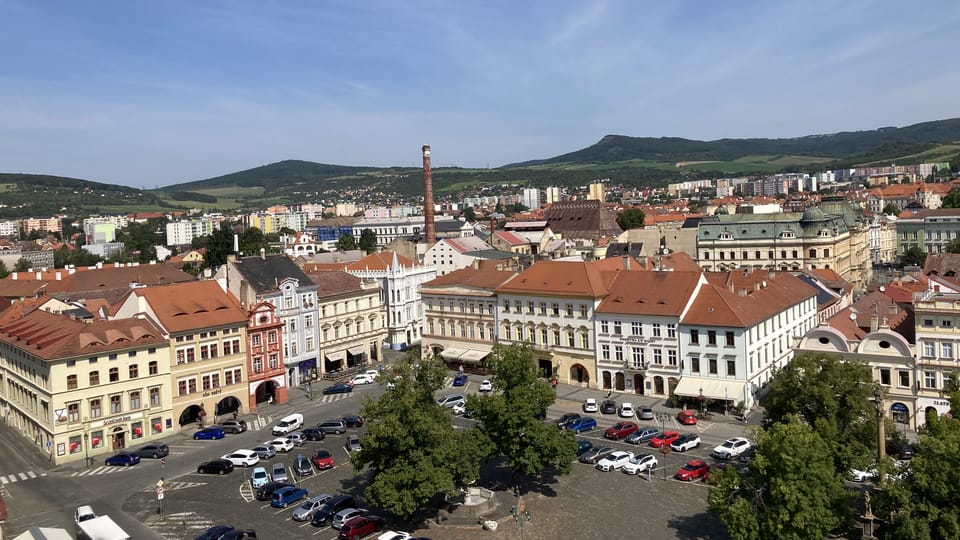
219;469;225;475
125;462;131;467
152;453;159;459
198;467;204;473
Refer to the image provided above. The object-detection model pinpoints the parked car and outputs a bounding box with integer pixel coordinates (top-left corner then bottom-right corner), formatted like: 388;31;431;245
887;440;915;460
317;419;348;434
621;453;658;475
194;426;226;440
343;415;365;428
479;380;493;392
675;460;711;481
452;373;468;386
618;402;635;418
311;494;357;527
311;449;336;470
324;383;354;395
267;438;295;453
351;373;376;386
339;515;385;539
272;413;304;436
271;486;309;508
555;413;581;428
738;446;758;463
255;481;292;501
301;428;327;441
197;459;234;475
286;433;307;447
604;421;639;440
576;439;594;457
600;400;618;414
625;426;661;445
345;435;362;453
670;434;701;453
850;467;878;483
711;437;753;460
250;466;270;489
293;494;334;522
294;454;313;476
649;430;680;448
677;410;698;425
272;463;289;483
221;449;259;467
578;446;614;465
135;443;169;459
596;450;635;472
332;508;366;530
104;452;141;467
251;445;277;460
583;398;599;413
637;407;655;421
218;419;248;434
220;529;257;540
194;525;235;540
75;505;96;525
564;416;597;433
437;394;465;408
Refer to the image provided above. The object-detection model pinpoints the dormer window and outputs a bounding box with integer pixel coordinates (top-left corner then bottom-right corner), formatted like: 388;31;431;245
780;230;796;239
819;229;831;237
718;231;733;240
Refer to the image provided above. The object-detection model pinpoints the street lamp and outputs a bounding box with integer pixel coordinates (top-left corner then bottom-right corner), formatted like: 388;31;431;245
510;500;532;540
656;412;672;481
699;387;705;415
83;433;89;468
874;385;886;464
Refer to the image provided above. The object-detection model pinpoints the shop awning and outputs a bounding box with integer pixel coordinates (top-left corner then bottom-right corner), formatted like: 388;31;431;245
440;347;466;361
673;377;746;402
459;349;490;364
325;351;346;363
347;346;366;357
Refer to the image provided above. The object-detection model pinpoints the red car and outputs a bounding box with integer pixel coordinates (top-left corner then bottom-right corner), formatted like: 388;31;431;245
675;460;711;481
677;410;698;425
649;430;680;448
604;421;639;440
338;514;385;540
311;449;335;470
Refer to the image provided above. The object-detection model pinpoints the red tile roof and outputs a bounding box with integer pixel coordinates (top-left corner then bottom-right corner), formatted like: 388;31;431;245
423;266;518;290
302;251;420;272
597;271;704;316
123;281;246;333
495;260;614;298
682;270;818;328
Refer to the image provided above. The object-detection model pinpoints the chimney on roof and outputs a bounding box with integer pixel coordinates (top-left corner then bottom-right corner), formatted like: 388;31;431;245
623;256;631;270
422;144;436;246
754;281;761;291
888;303;898;315
114;262;121;268
35;271;41;280
870;313;879;332
11;272;16;280
97;261;103;269
55;271;61;281
738;288;747;297
728;281;735;293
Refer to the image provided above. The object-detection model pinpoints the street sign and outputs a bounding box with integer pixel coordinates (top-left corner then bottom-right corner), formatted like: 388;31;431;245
157;479;164;488
156;486;164;499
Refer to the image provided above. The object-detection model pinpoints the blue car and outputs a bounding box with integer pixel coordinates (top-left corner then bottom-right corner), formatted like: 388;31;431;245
193;426;226;440
322;383;353;395
565;417;598;433
104;452;141;467
452;373;468;386
271;485;308;508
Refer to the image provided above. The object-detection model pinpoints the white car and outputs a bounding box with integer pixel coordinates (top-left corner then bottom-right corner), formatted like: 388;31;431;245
850;467;877;482
618;402;635;418
377;532;412;540
266;438;295;452
478;380;493;392
621;453;658;475
711;437;753;460
583;398;599;413
221;449;259;467
670;434;701;452
596;450;635;472
350;373;376;385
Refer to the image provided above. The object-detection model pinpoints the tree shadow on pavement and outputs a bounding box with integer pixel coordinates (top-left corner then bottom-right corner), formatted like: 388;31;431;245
667;511;731;540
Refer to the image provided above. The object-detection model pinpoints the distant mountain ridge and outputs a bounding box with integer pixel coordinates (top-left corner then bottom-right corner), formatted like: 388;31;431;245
508;118;960;166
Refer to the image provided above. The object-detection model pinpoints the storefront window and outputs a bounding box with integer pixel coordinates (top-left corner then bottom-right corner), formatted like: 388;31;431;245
132;422;144;439
91;430;104;449
151;417;163;434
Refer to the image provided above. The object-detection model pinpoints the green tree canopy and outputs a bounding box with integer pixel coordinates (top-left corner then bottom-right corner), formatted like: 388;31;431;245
462;207;476;222
239;226;268;256
336;232;357;252
201;223;235;269
358;229;377;254
709;416;854;540
115;220;164;263
882;203;901;215
946;238;960;254
616;208;646;230
0;260;9;279
899;246;927;267
941;187;960;209
13;257;31;272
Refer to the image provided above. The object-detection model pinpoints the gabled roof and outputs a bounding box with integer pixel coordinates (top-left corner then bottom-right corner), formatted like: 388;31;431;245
493;230;531;246
826;291;914;342
305;271;366;298
597;271;704;316
423;266;518;290
494;260;612;298
125;281;246;333
230;254;314;294
682;270;818;328
0;310;166;361
303;251;420;273
923;253;960;277
443;237;494;253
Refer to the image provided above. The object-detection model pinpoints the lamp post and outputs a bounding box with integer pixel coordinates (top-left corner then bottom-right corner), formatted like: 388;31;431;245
656;412;672;480
83;433;90;468
874;385;886;464
510;499;532;540
699;387;705;415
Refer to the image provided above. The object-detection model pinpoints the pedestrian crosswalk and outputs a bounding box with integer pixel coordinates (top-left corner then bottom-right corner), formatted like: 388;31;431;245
0;470;46;484
69;465;135;477
145;511;214;540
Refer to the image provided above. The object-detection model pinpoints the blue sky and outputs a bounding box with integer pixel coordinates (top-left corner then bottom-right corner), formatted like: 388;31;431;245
1;0;958;188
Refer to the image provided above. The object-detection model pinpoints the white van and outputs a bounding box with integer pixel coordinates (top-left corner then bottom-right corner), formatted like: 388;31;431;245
272;413;304;436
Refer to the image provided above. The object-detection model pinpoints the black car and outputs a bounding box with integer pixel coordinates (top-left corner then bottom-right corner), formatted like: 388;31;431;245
197;459;234;475
556;413;581;428
294;454;313;477
886;440;915;460
218;420;248;434
310;494;357;527
255;481;294;501
136;443;169;459
301;428;327;441
323;383;353;395
576;439;594;457
600;400;618;414
343;415;365;428
194;525;234;540
220;530;256;540
317;419;347;434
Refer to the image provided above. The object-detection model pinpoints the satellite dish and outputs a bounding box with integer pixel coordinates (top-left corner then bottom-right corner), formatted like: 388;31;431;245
849;313;858;320
879;286;885;292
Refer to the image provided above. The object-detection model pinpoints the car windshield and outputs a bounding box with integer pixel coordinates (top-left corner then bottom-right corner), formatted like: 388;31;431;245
682;464;698;471
316;451;330;458
300;500;314;509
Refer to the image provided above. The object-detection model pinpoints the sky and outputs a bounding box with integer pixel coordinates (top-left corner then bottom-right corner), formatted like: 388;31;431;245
1;0;959;189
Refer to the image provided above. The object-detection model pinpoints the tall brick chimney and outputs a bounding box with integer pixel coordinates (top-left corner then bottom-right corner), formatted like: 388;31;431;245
422;144;436;245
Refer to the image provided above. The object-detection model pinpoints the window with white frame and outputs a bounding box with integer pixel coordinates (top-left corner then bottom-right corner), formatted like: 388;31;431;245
632;322;642;336
943;342;954;360
668;350;677;366
614;345;623;362
601;345;610;360
601;321;609;334
613;321;622;335
924;371;937;389
923;341;935;357
667;323;676;338
653;323;661;337
653;349;662;364
632;347;643;368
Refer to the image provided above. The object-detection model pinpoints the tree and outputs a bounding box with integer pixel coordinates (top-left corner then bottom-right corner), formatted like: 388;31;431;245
762;352;878;474
115;220;162;263
882;203;901;216
358;229;377;254
13;257;31;272
462;207;476;222
467;343;577;491
0;260;9;279
239;226;267;256
352;353;490;520
336;233;357;252
946;238;960;254
201;223;235;269
941;187;960;209
899;246;927;267
616;208;646;230
709;416;854;540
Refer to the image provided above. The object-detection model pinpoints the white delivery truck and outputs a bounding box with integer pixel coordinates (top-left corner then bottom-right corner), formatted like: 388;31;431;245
76;515;130;540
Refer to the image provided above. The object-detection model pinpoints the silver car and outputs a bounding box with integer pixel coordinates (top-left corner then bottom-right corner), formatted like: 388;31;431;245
251;445;277;460
272;462;289;483
291;493;332;522
332;507;365;529
286;433;306;447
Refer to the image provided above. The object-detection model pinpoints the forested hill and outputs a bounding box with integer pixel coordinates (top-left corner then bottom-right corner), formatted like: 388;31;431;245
170;160;384;190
